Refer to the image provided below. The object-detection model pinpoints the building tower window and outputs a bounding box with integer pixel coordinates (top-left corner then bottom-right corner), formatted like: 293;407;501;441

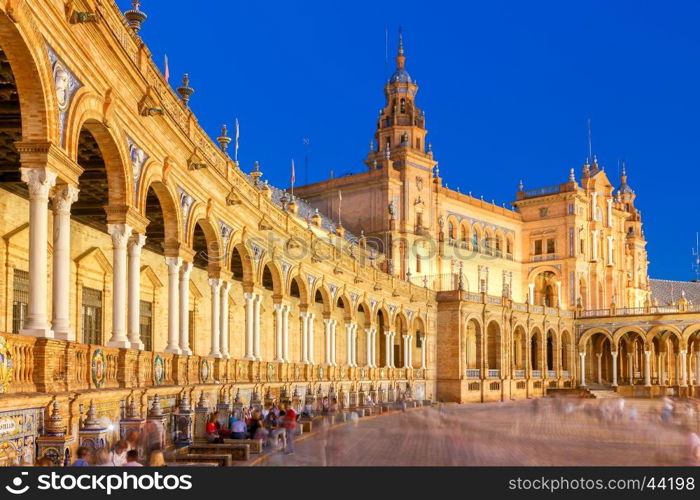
81;287;103;345
11;269;29;334
139;300;153;351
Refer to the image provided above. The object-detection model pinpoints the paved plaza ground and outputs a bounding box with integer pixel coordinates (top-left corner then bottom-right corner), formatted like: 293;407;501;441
259;399;699;466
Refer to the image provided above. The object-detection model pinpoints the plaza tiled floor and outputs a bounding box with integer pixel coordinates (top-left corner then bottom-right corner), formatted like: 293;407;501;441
259;399;699;466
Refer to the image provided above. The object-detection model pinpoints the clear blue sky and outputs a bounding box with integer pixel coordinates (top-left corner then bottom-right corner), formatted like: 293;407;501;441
118;0;700;281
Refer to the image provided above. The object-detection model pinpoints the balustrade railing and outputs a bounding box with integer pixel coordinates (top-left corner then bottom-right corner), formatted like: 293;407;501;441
531;370;542;378
578;304;700;318
514;369;525;378
547;370;556;378
487;369;500;379
562;370;570;378
465;369;481;378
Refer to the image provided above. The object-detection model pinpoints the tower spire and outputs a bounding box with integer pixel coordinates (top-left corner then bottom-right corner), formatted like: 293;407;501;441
396;27;406;70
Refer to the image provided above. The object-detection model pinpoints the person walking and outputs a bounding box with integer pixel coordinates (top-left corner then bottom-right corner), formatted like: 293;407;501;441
283;403;297;455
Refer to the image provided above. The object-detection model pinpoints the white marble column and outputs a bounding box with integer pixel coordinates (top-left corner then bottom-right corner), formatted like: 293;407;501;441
179;262;193;355
208;278;222;358
403;335;410;368
627;353;633;384
330;320;337;366
366;328;373;367
680;350;688;387
591;229;599;261
351;324;358;366
164;257;182;354
606;197;613;227
323;318;332;365
300;312;310;364
107;223;133;347
253;293;262;361
659;353;666;385
307;313;315;364
51;184;79;340
219;281;231;358
384;331;393;368
274;304;284;362
611;351;618;386
421;336;427;369
644;350;652;386
528;283;535;305
20;168;57;338
345;323;353;366
607;235;614;265
127;234;146;350
243;293;255;360
596;353;602;384
282;305;290;362
579;352;586;387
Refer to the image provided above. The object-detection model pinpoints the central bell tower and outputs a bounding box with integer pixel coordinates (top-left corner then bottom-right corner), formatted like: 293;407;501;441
365;30;438;280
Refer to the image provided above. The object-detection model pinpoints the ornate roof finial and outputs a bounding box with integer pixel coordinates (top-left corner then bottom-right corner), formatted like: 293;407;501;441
518;180;524;191
582;159;590;176
217;124;231;153
148;394;163;417
250;160;262;183
177;74;194;107
569;168;576;182
125;1;147;34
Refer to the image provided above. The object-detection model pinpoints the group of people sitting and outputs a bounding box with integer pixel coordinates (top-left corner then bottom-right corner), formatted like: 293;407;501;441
34;428;166;467
205;402;297;454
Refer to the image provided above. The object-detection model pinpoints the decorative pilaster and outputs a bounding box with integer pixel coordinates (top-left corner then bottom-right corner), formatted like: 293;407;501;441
209;279;222;358
403;335;410;368
596;353;602;384
680;350;688;387
21;167;57;337
579;352;586;387
127;234;146;350
611;351;618;387
421;336;427;370
330;319;337;366
179;262;193;355
324;318;333;365
107;223;133;347
51;184;79;340
345;323;353;367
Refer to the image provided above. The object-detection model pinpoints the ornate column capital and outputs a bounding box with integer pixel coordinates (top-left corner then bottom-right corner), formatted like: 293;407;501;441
51;184;79;214
21;167;57;200
107;223;133;250
128;233;147;255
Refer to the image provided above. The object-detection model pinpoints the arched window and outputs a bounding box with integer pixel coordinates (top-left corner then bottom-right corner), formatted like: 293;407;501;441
460;226;467;241
400;98;406;113
448;222;455;240
472;231;479;248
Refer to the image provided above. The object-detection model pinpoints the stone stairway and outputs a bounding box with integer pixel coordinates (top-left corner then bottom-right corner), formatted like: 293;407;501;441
586;384;622;399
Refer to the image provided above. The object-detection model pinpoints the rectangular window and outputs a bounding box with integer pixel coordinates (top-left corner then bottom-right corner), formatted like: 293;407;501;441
139;300;153;351
11;269;29;334
534;240;543;255
81;287;103;345
546;238;555;254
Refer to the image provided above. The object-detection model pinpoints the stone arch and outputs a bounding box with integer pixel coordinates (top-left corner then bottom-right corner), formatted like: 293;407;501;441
310;283;332;314
288;271;310;305
485;320;501;371
579;327;614;351
612;325;646;346
527;265;562;282
188;213;223;272
545;328;558;372
376;307;389;367
0;9;55;141
259;260;284;295
139;178;181;249
494;229;505;253
464;318;481;372
529;326;543;372
472;222;484;247
646;324;683;347
561;329;573;372
682;323;700;345
335;293;352;321
356;300;371;328
512;324;527;373
229;241;254;284
459;220;470;241
446;215;459;240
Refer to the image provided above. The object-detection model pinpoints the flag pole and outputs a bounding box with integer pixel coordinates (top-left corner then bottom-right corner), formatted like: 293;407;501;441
234;118;240;163
290;159;295;198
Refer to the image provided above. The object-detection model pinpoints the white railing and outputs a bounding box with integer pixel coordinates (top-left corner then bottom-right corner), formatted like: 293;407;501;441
488;369;500;379
547;370;556;378
532;370;542;378
465;369;481;379
514;369;525;378
562;370;570;378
